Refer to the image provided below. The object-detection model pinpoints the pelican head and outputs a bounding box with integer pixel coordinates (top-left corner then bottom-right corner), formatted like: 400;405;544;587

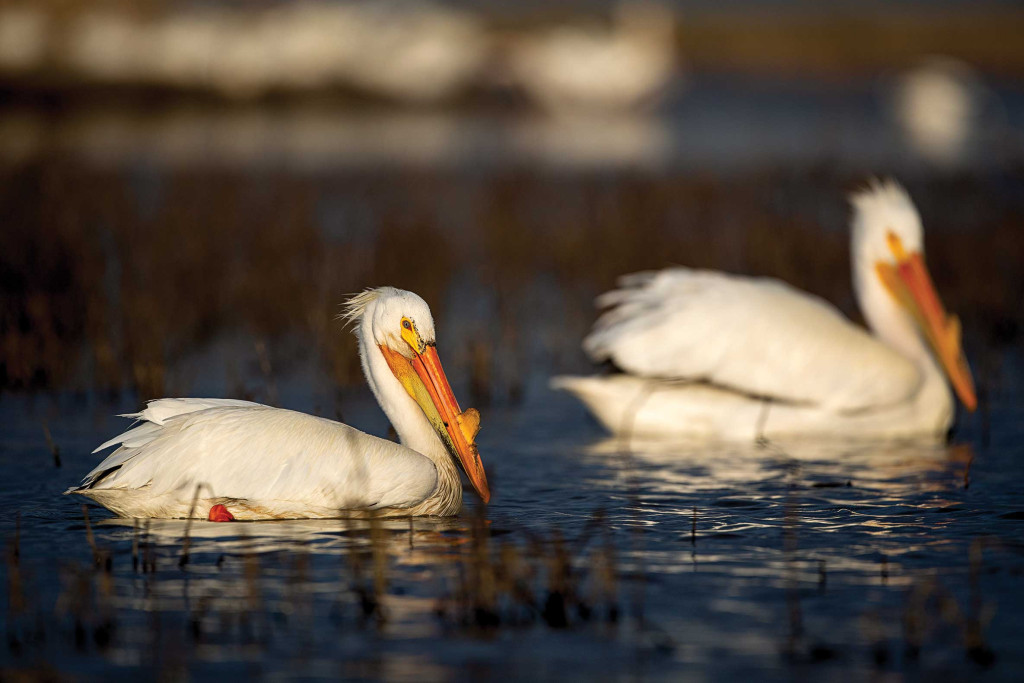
850;180;976;411
343;287;490;502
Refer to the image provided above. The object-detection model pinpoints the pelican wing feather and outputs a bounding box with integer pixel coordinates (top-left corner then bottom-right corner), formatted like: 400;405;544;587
584;268;922;413
69;400;437;512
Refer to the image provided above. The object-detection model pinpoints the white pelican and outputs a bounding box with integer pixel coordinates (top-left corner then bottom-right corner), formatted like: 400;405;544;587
66;287;490;520
891;57;986;167
554;181;977;442
508;1;677;114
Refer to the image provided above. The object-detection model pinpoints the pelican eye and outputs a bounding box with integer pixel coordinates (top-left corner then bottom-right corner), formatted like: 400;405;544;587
402;319;412;330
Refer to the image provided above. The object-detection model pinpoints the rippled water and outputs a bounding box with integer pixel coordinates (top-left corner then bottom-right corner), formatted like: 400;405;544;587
3;65;1024;680
2;348;1022;680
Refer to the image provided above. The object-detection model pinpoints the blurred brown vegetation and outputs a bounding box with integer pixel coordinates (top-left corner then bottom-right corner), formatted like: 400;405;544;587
2;156;1021;399
675;9;1024;78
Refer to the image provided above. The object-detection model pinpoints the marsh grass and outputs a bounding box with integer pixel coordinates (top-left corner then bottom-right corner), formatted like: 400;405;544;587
0;495;1011;679
2;160;1021;402
430;508;625;634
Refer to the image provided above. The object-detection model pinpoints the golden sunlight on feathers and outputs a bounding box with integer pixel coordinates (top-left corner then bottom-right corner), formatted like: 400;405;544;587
67;287;488;519
554;180;975;441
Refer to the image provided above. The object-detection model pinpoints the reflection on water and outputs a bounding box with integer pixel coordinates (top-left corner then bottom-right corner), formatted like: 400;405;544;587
584;435;973;496
2;385;1023;678
2;75;1021;171
0;107;675;170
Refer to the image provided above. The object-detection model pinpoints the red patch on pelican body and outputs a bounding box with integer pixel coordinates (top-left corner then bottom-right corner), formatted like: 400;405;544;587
208;504;235;522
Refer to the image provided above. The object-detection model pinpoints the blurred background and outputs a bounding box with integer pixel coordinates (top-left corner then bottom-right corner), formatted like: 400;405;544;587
2;0;1023;410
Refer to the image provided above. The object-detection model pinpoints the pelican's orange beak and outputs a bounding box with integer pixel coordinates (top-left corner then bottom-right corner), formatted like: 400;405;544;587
411;345;489;502
379;343;490;503
876;231;976;411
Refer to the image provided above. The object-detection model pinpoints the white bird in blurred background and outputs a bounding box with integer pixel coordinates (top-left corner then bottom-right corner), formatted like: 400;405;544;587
554;181;976;442
891;57;988;167
509;1;677;114
55;2;487;102
67;287;490;520
338;1;487;104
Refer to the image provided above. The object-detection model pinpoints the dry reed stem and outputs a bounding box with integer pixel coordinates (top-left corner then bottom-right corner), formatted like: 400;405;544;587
179;482;211;569
42;422;61;468
81;505;99;567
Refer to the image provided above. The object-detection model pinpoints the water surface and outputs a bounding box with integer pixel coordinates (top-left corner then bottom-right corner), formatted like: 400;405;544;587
2;355;1022;680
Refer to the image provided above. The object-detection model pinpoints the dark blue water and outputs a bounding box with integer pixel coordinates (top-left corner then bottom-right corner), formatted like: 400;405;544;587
1;347;1022;680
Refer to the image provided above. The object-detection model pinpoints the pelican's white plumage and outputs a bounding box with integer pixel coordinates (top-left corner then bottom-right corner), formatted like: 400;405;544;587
74;401;439;518
509;2;676;114
68;287;489;519
555;181;976;441
583;270;921;413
